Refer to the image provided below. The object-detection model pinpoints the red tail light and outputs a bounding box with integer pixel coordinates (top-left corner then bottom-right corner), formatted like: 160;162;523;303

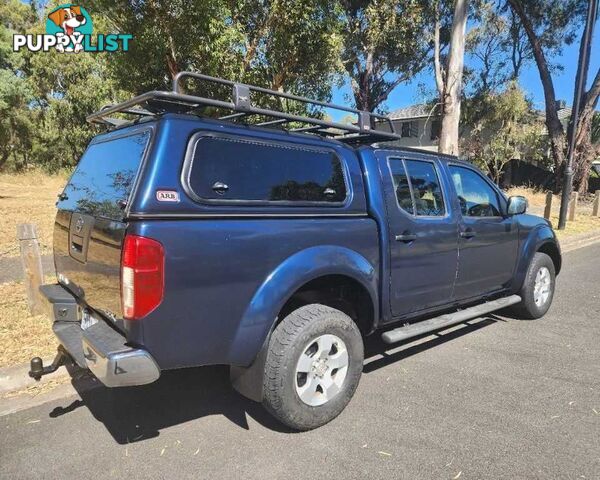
121;234;164;320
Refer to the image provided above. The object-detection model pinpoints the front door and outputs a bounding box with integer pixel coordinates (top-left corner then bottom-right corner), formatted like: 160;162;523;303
377;153;459;319
447;164;519;300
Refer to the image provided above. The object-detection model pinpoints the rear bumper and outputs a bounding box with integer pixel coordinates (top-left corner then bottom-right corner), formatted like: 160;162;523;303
40;284;160;387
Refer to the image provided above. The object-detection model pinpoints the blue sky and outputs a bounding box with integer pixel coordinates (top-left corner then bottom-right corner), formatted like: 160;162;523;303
331;22;600;116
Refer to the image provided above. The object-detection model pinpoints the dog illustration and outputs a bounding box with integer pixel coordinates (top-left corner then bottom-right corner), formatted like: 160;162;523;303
48;6;87;52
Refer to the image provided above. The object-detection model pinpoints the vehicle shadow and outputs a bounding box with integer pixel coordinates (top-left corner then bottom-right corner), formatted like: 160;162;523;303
48;315;502;443
50;365;294;443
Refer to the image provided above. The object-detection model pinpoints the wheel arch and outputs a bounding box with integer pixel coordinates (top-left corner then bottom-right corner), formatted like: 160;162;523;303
512;224;562;292
537;241;562;275
228;245;378;367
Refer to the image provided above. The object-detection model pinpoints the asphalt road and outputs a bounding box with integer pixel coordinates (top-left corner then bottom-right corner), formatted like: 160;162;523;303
1;244;599;479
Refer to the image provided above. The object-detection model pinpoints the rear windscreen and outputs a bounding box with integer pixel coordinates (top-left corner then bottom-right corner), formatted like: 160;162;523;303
59;130;151;220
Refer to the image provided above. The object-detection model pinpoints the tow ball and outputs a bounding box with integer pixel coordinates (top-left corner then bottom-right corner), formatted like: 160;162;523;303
28;346;72;381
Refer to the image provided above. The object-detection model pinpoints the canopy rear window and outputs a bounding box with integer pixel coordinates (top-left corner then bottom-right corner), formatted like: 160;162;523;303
59;130;151;220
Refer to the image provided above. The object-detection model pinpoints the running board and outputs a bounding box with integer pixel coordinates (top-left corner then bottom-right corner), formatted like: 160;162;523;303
381;295;521;344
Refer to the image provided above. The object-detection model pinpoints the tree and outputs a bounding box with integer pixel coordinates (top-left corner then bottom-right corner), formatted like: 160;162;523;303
0;1;126;172
0;0;37;170
504;9;533;79
232;0;342;101
506;0;598;192
592;112;600;145
89;0;243;94
339;0;430;112
91;0;342;106
461;83;546;182
435;0;469;155
466;3;510;96
567;1;600;193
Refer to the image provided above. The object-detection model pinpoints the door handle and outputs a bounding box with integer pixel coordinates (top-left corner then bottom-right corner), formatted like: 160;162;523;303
212;181;229;194
395;232;417;243
460;229;476;239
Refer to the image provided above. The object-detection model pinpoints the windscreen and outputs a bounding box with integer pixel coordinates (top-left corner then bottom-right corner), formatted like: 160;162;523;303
59;130;151;220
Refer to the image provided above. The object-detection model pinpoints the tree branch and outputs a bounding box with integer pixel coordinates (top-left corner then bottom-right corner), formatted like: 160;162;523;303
433;2;445;98
507;0;565;168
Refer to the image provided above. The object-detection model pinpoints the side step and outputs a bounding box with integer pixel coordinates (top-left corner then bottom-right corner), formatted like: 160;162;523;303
381;295;521;344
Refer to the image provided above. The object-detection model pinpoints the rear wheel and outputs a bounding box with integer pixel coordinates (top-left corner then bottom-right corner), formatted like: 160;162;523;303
262;304;363;431
512;252;556;319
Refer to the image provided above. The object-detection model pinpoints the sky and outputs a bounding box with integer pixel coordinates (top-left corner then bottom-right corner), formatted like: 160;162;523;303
331;21;600;117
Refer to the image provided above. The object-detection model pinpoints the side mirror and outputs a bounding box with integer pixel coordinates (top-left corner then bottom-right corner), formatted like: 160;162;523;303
507;195;528;216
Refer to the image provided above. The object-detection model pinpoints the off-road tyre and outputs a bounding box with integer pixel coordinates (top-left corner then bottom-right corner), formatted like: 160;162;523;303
511;252;556;319
262;304;364;431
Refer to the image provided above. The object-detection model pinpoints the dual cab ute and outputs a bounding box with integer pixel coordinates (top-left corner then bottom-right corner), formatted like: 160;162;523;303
31;73;561;430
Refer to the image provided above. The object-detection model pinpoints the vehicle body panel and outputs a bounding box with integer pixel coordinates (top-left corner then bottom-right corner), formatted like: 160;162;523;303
128;218;379;368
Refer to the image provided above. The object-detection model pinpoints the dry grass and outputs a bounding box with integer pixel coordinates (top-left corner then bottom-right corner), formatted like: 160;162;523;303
0;170;67;257
505;186;550;209
549;212;600;238
505;186;600;239
2;377;69;399
0;279;58;368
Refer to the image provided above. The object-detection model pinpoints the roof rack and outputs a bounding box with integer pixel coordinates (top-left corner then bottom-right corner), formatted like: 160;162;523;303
86;72;403;145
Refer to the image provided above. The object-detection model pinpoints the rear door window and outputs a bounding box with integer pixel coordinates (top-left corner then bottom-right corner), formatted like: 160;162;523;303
59;130;151;220
388;158;446;217
185;134;347;204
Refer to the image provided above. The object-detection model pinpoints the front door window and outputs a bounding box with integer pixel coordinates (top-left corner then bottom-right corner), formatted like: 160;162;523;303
449;166;501;217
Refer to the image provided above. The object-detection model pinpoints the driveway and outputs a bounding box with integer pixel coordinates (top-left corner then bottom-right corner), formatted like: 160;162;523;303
1;244;599;479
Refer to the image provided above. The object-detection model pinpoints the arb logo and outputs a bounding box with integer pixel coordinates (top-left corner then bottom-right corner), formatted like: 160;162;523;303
13;4;132;54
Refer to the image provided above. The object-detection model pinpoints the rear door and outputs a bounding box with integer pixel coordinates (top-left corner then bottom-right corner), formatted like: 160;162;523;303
377;152;459;318
53;126;152;319
447;163;519;300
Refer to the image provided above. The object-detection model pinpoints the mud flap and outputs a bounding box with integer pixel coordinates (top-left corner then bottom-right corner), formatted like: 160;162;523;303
229;333;270;403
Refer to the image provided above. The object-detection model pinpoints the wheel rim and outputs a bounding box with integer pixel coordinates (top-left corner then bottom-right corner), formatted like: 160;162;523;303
533;266;551;307
295;334;349;407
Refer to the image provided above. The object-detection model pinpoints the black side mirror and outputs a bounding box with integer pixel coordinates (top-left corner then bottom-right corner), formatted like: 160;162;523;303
507;195;528;215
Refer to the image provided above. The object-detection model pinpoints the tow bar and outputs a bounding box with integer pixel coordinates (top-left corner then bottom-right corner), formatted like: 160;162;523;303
28;345;73;381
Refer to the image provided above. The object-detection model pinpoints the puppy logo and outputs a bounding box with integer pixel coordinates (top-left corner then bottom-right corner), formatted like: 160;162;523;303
46;4;93;53
13;4;132;54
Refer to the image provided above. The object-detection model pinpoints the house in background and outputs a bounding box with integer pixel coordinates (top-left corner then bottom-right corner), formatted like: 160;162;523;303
377;104;441;152
377;101;572;157
376;101;580;190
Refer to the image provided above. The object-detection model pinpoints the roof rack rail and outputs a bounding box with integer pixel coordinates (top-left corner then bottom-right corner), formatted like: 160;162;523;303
86;72;402;145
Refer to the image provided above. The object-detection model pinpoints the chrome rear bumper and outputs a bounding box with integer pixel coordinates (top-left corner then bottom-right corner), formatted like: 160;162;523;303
40;283;160;388
81;325;160;387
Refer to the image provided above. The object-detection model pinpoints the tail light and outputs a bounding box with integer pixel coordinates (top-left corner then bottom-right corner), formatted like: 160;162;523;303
121;234;164;320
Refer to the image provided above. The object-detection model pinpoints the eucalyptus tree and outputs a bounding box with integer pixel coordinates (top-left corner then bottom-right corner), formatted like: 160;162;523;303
339;0;430;113
433;0;469;155
506;0;600;191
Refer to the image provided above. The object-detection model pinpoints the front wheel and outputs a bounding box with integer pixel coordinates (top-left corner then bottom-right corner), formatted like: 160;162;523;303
512;252;556;319
262;304;364;431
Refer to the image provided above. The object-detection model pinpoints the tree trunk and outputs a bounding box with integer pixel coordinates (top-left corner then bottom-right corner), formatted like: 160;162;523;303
508;0;566;186
571;68;600;189
438;0;468;156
